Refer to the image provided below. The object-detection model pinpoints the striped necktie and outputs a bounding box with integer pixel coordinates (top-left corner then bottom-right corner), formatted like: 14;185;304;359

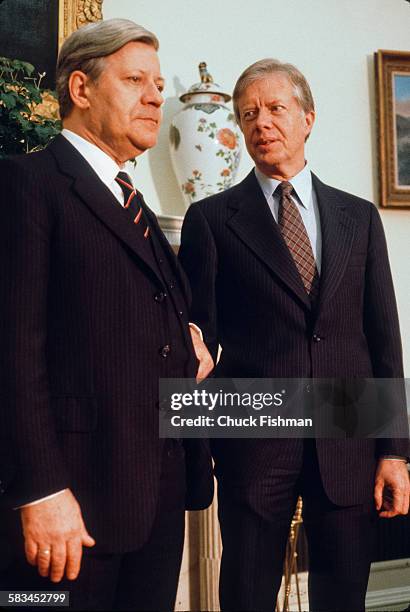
115;171;150;240
277;181;319;299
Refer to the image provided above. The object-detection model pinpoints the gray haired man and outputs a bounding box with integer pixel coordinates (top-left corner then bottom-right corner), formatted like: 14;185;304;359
179;58;409;612
0;18;213;610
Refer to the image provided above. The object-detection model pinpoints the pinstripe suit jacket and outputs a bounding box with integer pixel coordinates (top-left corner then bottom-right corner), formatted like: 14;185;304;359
0;135;213;555
179;169;409;507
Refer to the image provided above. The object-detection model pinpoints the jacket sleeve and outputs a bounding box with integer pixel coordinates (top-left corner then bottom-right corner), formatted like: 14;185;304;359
363;203;409;459
179;202;219;363
0;158;71;507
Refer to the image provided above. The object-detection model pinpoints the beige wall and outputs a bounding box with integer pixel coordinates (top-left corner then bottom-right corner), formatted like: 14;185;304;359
104;0;410;373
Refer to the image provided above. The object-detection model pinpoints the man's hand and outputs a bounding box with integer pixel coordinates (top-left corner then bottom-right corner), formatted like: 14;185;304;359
20;489;95;583
189;325;214;382
374;459;410;518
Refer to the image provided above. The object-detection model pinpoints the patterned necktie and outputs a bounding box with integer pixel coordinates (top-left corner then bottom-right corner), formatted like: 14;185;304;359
115;171;150;239
277;181;319;299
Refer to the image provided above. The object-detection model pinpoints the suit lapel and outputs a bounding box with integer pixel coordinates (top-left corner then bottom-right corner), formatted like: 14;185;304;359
48;135;164;287
313;174;357;310
226;170;311;309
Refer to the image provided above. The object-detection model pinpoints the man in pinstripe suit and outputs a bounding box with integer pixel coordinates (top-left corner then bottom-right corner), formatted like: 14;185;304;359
179;58;409;611
0;19;213;611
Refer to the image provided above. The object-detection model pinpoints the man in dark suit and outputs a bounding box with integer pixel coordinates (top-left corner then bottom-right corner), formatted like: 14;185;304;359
0;18;213;611
179;58;410;611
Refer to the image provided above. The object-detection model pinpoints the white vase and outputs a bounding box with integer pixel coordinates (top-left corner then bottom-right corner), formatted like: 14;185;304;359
169;63;242;208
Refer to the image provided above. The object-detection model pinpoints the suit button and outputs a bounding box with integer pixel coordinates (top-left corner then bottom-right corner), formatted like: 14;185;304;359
160;344;171;358
154;292;166;303
169;280;175;289
179;311;183;316
0;487;4;494
159;258;164;264
312;334;322;342
306;384;311;393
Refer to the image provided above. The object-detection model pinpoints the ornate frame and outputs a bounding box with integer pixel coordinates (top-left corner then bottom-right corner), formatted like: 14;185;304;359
375;50;410;208
58;0;104;49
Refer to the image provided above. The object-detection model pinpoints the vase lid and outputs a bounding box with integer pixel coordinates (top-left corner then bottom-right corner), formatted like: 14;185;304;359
179;62;231;103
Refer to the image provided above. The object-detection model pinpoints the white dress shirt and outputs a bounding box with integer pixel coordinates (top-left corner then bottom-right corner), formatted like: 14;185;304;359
254;163;322;273
62;129;128;205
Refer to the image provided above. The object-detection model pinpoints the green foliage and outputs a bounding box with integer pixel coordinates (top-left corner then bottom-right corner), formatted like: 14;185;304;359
0;57;62;158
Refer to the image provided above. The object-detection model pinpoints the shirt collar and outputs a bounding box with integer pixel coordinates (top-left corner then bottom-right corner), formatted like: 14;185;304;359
61;128;123;189
254;163;313;210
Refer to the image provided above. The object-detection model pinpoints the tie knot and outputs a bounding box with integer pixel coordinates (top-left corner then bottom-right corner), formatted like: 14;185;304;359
115;171;134;193
277;181;293;197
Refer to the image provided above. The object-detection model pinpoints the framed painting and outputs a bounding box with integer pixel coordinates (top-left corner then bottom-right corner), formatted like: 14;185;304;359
58;0;104;49
376;50;410;208
0;0;103;88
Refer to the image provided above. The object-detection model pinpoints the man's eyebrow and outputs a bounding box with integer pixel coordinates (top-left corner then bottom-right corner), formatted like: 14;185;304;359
124;69;165;84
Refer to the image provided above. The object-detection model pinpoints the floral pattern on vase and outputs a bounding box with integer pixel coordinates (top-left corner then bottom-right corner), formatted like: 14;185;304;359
169;63;242;208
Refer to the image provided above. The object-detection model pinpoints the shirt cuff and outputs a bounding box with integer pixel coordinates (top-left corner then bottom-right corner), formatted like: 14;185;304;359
379;456;408;463
15;489;68;510
189;322;203;341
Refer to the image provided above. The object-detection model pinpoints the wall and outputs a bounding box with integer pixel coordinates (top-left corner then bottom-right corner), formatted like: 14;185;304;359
104;0;410;373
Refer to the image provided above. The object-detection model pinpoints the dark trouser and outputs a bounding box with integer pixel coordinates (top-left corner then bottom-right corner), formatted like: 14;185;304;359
0;440;185;611
218;440;377;612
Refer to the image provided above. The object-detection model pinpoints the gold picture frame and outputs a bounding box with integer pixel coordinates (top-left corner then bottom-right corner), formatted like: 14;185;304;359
375;50;410;208
58;0;104;49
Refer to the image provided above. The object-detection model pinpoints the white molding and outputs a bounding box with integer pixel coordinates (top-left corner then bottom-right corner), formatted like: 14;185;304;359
366;585;410;610
369;559;410;574
157;214;183;246
366;559;410;611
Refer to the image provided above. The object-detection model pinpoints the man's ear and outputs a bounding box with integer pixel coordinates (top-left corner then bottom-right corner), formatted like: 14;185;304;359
68;71;92;111
304;110;315;139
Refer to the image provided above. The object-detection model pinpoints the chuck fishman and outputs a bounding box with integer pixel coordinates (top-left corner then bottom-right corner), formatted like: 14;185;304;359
170;415;313;428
